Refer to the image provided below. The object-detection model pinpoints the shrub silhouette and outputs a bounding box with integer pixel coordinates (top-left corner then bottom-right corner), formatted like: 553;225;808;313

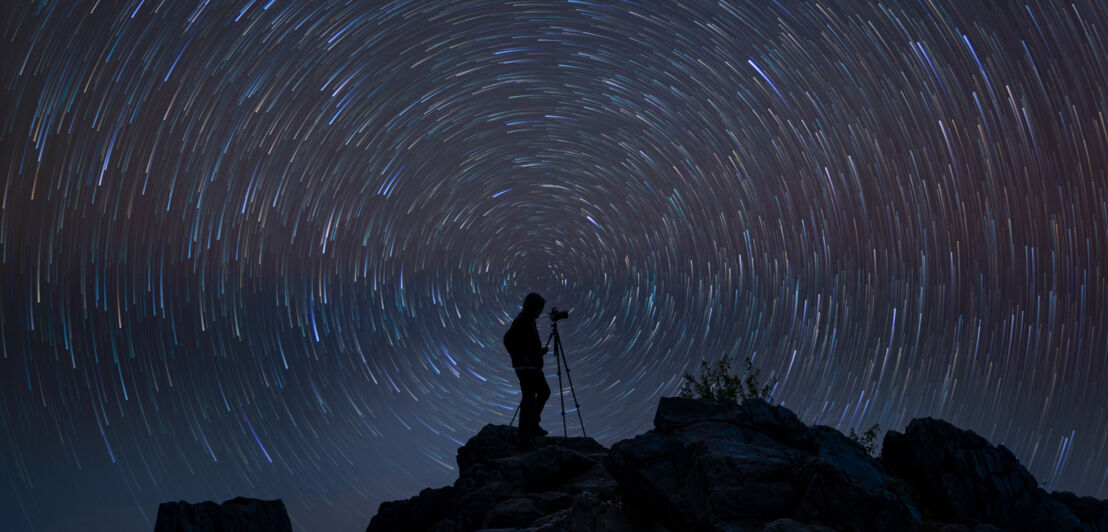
679;356;880;456
848;423;881;456
678;355;776;403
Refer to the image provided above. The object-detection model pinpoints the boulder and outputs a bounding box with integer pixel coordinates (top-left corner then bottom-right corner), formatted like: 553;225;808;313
491;444;601;493
810;425;887;489
607;432;693;529
372;423;618;531
682;439;804;522
457;424;525;472
615;397;913;531
654;398;816;453
739;399;819;453
759;518;838;531
372;486;460;532
154;497;291;532
922;525;1003;532
881;417;1084;531
455;481;518;530
1051;490;1108;531
482;497;546;528
540;491;636;531
654;396;748;432
793;457;920;531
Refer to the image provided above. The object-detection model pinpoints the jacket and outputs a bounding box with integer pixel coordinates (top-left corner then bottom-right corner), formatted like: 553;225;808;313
504;315;543;369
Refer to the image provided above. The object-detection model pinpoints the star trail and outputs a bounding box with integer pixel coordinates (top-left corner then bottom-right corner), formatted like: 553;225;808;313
2;1;1107;530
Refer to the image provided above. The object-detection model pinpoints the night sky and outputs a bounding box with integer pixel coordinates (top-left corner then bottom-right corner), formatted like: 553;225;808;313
2;1;1107;530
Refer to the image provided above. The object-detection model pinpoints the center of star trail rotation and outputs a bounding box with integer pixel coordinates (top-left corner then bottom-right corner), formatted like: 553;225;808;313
1;1;1107;530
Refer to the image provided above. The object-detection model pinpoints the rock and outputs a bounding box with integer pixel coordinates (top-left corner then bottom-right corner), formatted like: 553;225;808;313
554;492;636;532
553;435;610;457
739;399;818;453
372;423;619;531
615;398;834;528
654;396;747;432
457;424;525;472
759;518;838;531
710;517;839;532
655;398;816;452
369;398;1107;532
810;425;887;489
367;486;457;532
607;432;692;529
794;457;921;531
683;439;804;522
922;525;1003;532
667;420;751;445
429;520;460;532
482;497;546;528
491;444;600;493
881;417;1084;531
456;481;518;530
1052;490;1108;531
154;497;291;532
611;421;811;528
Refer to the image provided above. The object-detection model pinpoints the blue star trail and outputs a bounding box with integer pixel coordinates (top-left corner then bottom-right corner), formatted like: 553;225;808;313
2;1;1107;530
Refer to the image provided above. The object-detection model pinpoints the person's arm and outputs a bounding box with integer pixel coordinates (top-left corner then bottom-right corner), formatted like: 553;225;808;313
528;321;547;358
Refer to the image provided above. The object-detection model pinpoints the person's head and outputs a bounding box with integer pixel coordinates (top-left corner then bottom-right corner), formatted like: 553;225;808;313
521;292;545;319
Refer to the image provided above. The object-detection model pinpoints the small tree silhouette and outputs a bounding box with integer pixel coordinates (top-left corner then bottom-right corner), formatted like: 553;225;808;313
678;355;776;403
848;423;881;456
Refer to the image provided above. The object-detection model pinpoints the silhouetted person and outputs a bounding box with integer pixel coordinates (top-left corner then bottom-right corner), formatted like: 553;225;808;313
504;292;550;445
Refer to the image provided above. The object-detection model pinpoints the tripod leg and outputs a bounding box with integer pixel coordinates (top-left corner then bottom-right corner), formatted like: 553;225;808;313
558;338;587;438
556;339;568;442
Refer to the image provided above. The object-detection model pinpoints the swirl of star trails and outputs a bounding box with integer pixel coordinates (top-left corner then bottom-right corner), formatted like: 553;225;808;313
1;1;1107;531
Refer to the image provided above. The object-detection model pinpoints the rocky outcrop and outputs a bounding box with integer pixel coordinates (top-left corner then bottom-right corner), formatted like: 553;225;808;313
154;496;292;532
881;417;1088;531
369;424;618;532
607;398;919;531
1053;491;1108;531
367;397;1107;531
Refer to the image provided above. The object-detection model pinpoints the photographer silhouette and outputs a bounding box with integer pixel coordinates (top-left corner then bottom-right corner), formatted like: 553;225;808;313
503;292;550;446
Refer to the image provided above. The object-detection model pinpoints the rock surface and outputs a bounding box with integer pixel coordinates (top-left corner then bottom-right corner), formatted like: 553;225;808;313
881;417;1087;531
154;496;292;532
367;397;1108;531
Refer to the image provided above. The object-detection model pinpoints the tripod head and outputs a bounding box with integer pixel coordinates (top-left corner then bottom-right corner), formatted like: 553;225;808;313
549;306;569;322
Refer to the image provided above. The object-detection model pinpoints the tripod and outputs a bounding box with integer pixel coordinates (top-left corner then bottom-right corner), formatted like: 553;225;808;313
546;320;586;441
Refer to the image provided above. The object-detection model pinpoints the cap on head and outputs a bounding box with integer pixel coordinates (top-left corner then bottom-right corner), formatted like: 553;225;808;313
522;292;545;312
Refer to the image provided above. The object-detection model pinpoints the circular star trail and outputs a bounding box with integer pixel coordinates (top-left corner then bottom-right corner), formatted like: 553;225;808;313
2;1;1107;530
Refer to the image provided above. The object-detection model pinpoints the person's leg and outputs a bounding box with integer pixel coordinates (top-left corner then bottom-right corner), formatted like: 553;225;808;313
531;373;550;432
516;369;550;432
516;369;537;435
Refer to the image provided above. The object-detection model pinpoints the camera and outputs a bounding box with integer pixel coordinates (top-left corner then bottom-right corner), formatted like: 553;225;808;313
549;307;569;322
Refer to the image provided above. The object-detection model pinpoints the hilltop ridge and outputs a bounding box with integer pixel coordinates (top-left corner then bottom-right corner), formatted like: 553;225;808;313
367;397;1108;531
